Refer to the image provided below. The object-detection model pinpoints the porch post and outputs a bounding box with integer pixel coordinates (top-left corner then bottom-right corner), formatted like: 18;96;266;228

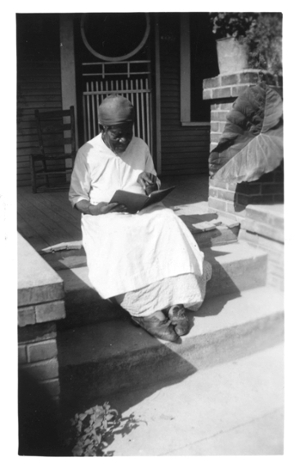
59;14;78;149
180;13;191;123
154;15;162;175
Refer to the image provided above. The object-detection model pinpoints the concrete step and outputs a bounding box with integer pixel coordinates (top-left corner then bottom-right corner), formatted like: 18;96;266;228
105;344;284;456
57;285;284;408
54;241;267;329
204;242;267;298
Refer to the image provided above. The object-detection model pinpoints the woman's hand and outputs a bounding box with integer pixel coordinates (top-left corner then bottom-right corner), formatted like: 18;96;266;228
137;172;158;194
75;200;127;215
89;202;128;215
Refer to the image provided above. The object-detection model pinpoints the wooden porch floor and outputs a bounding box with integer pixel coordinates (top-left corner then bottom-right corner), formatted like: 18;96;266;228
17;175;209;253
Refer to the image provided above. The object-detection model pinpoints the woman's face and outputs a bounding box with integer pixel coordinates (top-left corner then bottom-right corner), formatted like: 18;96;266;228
102;123;133;155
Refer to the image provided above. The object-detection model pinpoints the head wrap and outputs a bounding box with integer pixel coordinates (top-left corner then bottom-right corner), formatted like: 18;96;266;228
98;94;135;126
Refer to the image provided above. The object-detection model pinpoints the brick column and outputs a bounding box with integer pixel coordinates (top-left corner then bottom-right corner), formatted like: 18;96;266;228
203;69;283;222
18;322;61;400
239;205;284;291
18;235;66;405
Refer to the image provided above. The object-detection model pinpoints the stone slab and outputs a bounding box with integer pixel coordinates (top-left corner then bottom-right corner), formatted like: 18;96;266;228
18;233;64;307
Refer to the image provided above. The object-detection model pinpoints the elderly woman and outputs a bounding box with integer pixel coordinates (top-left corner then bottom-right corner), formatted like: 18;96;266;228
69;95;211;342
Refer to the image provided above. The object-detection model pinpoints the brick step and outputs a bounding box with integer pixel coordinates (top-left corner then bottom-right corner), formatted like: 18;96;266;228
57;285;284;409
242;204;284;243
55;241;267;330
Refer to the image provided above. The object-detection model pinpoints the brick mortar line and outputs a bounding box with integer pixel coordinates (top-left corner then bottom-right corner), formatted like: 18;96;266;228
18;338;57;347
39;377;60;384
19;357;58;367
242;228;284;246
19;338;57;346
18;298;65;309
26;338;57;347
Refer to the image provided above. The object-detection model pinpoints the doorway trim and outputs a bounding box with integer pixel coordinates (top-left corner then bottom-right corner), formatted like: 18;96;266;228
80;13;151;62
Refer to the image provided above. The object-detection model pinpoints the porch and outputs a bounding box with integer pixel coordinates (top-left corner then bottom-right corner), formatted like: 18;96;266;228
17;174;210;253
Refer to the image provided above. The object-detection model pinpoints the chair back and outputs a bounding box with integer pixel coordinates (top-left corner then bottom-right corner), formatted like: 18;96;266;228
35;106;76;159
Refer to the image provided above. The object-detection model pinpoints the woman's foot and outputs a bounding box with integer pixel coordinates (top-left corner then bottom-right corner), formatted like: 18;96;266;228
167;305;190;336
131;311;179;342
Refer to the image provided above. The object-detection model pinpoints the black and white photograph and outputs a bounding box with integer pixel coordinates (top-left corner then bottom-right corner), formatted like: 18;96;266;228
2;1;297;463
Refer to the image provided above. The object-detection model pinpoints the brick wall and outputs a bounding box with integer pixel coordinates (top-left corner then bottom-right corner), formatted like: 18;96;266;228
203;69;282;151
18;234;65;404
18;322;61;401
18;303;65;404
202;69;284;292
203;69;283;223
208;163;284;223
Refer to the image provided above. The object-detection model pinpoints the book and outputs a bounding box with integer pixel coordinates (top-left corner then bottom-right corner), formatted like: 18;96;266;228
109;186;175;214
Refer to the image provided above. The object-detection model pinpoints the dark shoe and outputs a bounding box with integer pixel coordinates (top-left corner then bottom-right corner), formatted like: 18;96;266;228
131;313;179;342
167;305;190;336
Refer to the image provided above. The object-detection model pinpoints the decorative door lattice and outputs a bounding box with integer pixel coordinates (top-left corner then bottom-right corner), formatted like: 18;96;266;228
82;61;153;152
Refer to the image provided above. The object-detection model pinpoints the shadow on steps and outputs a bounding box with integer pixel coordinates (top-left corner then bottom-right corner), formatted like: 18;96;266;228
56;265;242;421
57;317;199;419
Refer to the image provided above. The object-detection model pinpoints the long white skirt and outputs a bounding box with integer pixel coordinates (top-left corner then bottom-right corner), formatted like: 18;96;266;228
114;267;212;317
81;203;212;312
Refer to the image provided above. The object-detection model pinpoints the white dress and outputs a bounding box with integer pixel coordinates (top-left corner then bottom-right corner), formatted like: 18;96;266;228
69;134;211;317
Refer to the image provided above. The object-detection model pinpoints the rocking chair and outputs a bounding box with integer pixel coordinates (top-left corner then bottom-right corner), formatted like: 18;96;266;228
30;106;77;193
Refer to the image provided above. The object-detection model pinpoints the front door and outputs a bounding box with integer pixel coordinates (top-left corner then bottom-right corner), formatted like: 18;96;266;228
76;13;153;153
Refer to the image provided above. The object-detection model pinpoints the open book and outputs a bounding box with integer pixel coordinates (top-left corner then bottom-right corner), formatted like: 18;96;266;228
110;186;175;214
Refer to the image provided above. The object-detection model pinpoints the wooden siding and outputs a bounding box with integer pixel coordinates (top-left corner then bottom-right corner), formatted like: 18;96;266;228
17;15;63;187
159;15;210;176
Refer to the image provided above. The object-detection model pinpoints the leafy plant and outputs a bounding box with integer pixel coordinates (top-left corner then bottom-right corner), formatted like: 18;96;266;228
210;12;282;74
246;13;282;75
65;402;120;456
210;12;258;41
209;82;283;183
63;402;141;456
